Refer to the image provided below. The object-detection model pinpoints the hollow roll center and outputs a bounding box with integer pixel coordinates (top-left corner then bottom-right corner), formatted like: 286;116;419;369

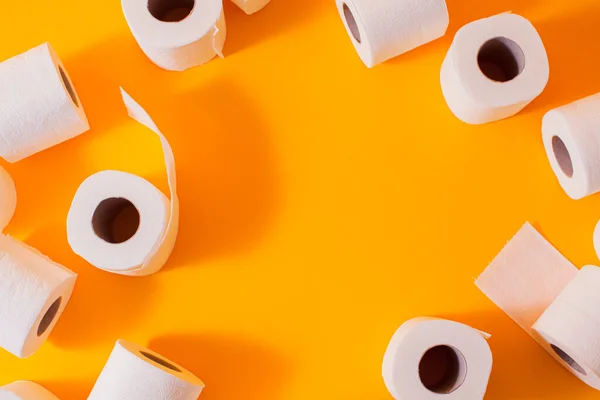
419;345;467;394
92;197;140;244
140;351;182;372
551;344;586;375
59;66;79;107
38;297;62;336
148;0;195;22
552;136;574;178
343;3;361;44
478;37;525;82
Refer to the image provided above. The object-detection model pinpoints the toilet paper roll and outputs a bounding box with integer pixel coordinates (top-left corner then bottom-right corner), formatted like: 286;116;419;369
0;381;60;400
231;0;270;15
122;0;226;71
476;222;600;389
67;89;178;276
542;92;600;200
0;235;77;358
336;0;449;68
382;317;493;399
441;13;549;124
0;165;16;231
88;339;205;400
0;43;89;162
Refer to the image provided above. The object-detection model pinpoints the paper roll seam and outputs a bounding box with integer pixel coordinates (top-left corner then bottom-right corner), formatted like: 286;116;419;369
0;43;89;162
441;13;549;124
476;223;600;389
382;317;493;399
336;0;449;68
122;0;226;71
66;89;178;276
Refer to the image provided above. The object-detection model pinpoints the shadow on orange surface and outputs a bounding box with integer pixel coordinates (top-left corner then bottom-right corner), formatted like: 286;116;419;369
64;35;173;135
157;82;281;268
25;224;160;349
445;309;594;399
534;2;600;112
63;35;281;268
222;0;324;55
149;334;291;400
42;381;91;400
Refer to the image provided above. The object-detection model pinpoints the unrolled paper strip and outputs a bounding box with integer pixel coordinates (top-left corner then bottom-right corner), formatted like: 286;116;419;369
0;43;89;162
231;0;271;15
88;339;205;400
0;235;77;358
441;13;549;124
0;165;16;231
382;317;493;399
122;0;226;71
542;92;600;200
476;222;600;389
0;381;60;400
336;0;449;68
67;89;178;276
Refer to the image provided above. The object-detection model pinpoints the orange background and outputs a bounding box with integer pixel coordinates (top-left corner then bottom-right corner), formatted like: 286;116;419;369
1;0;600;398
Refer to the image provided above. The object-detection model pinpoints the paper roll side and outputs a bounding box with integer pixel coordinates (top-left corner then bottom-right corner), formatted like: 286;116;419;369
0;165;17;231
0;43;88;162
338;0;448;67
139;12;225;71
532;266;600;388
542;92;600;199
0;382;60;400
88;340;204;400
0;235;76;358
122;0;226;71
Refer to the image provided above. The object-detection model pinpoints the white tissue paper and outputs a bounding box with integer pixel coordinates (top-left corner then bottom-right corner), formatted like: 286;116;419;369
0;43;89;162
0;166;16;231
476;222;600;389
231;0;270;15
542;92;600;200
0;235;76;358
0;381;60;400
122;0;226;71
441;13;549;124
336;0;449;68
382;317;493;399
88;339;205;400
67;89;178;276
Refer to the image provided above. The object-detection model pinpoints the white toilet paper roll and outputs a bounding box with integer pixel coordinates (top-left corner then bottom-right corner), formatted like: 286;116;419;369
67;89;178;276
0;381;60;400
0;165;16;231
122;0;226;71
336;0;449;68
88;339;205;400
382;317;493;399
542;93;600;200
0;43;89;162
231;0;270;15
0;235;77;358
441;13;549;124
476;222;600;389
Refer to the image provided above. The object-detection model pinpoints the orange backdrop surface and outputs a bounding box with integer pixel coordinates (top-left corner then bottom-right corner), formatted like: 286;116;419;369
1;0;600;398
